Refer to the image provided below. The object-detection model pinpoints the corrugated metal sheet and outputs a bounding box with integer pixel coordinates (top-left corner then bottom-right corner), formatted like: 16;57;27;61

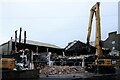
26;40;60;49
10;39;61;49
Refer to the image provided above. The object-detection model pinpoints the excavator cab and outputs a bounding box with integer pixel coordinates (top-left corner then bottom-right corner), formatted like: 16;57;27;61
0;58;15;70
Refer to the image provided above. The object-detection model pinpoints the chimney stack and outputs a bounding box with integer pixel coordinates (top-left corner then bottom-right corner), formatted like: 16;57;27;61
24;31;26;49
19;27;22;43
15;30;17;53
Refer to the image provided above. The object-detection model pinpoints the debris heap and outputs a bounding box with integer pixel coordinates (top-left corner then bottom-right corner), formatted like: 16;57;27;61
40;66;85;75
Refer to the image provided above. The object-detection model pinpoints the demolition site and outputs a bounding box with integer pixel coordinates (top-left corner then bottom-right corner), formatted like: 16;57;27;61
0;2;120;80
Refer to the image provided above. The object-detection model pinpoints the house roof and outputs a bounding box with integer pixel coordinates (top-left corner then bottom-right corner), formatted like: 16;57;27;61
25;40;61;49
65;40;87;50
1;39;61;49
64;40;96;55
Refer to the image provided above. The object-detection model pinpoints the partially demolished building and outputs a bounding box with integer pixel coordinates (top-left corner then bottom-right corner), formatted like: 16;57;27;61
64;40;96;67
0;38;64;69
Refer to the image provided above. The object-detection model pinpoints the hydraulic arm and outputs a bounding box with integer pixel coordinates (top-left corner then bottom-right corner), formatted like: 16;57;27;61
87;2;102;58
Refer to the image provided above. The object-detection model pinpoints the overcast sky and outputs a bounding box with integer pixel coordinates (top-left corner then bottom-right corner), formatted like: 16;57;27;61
0;0;119;48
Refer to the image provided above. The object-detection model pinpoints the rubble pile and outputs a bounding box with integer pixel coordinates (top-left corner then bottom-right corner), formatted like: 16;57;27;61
39;66;85;75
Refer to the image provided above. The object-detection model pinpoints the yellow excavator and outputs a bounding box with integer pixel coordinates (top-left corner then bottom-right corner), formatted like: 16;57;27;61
0;58;15;70
86;2;120;73
0;28;29;70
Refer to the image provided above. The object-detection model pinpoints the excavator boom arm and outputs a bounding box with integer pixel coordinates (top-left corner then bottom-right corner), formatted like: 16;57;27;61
87;2;102;58
87;9;95;43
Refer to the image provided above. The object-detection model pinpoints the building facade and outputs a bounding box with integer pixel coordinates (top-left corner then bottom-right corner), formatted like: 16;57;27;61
102;31;120;51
